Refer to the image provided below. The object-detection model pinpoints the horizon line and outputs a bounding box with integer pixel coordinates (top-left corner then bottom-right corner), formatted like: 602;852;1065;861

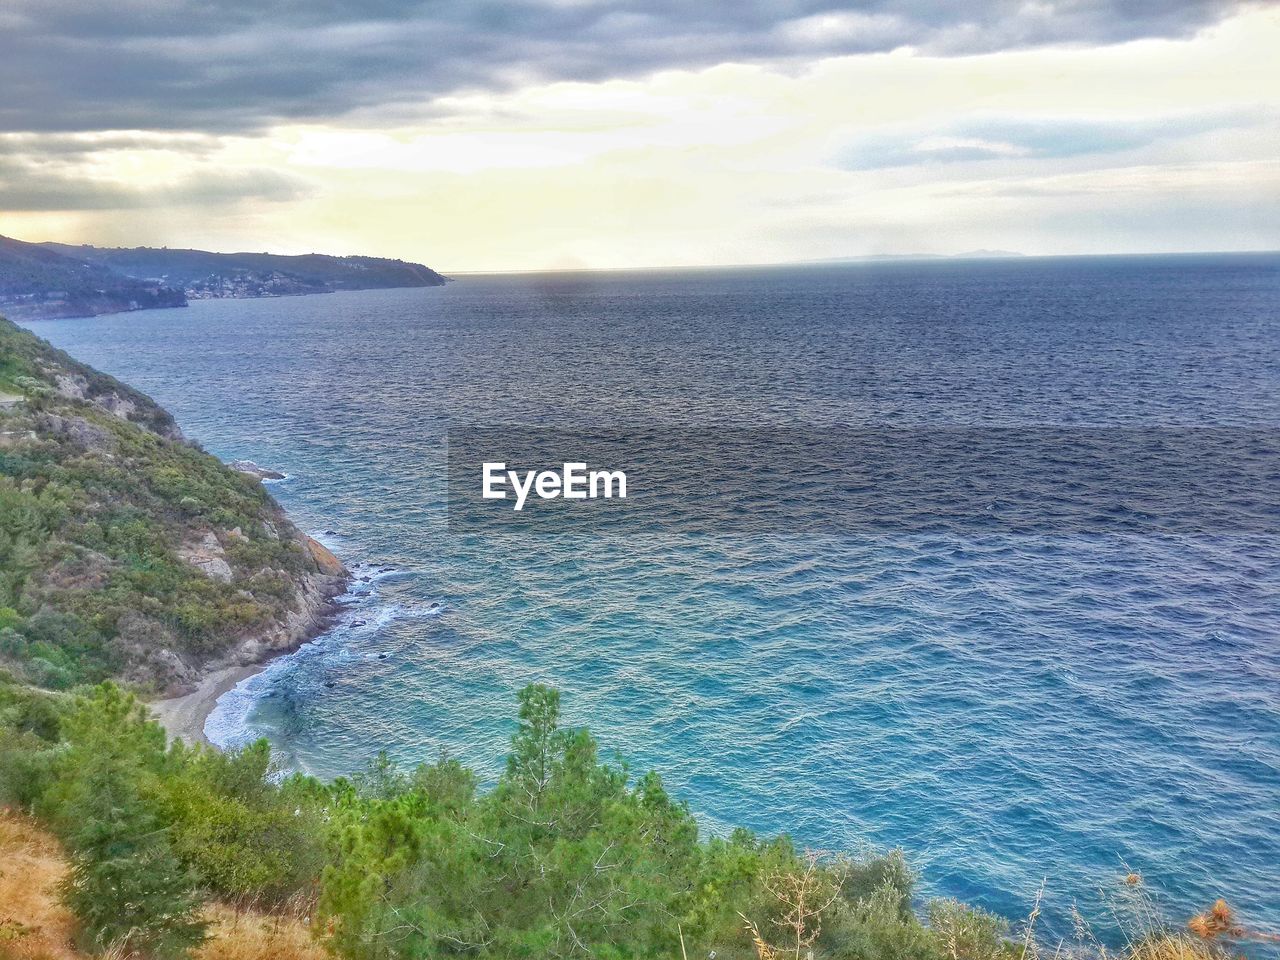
446;247;1280;277
10;232;1280;278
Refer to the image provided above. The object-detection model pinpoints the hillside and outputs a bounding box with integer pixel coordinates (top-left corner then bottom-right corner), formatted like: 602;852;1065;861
0;235;187;321
0;234;447;320
40;242;448;298
0;315;347;693
0;681;1241;960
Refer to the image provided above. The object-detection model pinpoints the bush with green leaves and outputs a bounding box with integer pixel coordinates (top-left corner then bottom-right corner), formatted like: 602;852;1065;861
0;675;1041;960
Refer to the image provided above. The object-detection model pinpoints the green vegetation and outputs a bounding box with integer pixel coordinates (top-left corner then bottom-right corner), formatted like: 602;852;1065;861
0;679;1246;960
0;678;1017;960
0;316;342;691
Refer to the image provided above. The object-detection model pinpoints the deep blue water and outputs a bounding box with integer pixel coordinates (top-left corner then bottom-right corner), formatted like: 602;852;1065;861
23;255;1280;946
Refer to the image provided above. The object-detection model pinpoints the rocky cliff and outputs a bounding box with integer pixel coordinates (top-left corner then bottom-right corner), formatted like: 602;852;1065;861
0;316;348;694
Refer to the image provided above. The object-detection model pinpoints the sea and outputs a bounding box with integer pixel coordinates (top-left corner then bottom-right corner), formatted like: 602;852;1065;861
22;254;1280;947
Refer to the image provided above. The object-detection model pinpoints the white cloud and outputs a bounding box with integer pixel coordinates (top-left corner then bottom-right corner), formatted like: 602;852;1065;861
4;6;1277;270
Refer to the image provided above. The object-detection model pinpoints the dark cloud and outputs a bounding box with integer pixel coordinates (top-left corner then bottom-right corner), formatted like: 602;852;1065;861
0;154;311;210
0;0;1252;135
0;132;220;158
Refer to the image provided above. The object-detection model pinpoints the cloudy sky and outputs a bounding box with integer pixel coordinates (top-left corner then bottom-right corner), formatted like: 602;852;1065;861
1;0;1277;271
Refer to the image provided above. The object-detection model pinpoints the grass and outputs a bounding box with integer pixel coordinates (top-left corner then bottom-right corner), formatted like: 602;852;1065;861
0;811;78;960
193;905;326;960
0;811;325;960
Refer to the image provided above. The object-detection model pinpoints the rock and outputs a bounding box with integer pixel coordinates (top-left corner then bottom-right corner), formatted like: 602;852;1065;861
111;613;194;690
53;373;87;401
324;681;336;688
305;536;346;577
51;372;179;438
228;459;287;480
0;428;38;447
34;412;116;454
177;531;233;583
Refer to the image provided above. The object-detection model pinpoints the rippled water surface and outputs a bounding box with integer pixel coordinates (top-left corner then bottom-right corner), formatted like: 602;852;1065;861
24;255;1280;943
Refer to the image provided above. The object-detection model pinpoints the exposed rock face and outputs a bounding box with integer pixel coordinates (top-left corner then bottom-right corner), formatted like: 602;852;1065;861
178;532;234;584
165;520;348;694
23;344;184;441
33;412;116;454
53;372;174;435
305;537;345;577
113;612;192;690
226;563;346;670
228;459;287;480
142;562;348;695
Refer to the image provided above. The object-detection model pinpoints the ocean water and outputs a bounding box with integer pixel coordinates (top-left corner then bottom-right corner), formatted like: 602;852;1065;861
22;254;1280;945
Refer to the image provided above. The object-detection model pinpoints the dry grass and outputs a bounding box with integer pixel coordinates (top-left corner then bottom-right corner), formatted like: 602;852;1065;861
193;904;327;960
0;810;79;960
0;811;325;960
1127;934;1221;960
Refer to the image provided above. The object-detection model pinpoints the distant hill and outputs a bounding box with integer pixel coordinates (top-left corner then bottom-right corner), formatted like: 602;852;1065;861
40;242;447;298
0;234;447;320
0;235;187;321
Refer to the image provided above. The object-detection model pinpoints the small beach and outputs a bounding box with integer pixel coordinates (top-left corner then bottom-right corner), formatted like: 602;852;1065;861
149;532;350;747
149;663;265;746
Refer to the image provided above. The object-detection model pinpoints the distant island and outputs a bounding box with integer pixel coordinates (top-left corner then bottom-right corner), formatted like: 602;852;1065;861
805;249;1026;264
0;234;447;320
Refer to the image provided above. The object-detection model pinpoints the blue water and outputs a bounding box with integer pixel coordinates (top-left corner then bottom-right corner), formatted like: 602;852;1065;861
22;254;1280;945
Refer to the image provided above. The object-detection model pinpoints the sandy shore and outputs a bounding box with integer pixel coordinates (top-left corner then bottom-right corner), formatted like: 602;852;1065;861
148;662;267;747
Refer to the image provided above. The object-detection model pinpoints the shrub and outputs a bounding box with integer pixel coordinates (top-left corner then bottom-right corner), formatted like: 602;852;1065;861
927;899;1018;960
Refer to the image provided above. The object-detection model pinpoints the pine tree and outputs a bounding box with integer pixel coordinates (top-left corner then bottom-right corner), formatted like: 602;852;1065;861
55;685;207;957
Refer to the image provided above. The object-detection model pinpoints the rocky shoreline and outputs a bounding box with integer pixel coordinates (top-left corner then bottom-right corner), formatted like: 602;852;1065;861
0;316;354;748
149;533;349;746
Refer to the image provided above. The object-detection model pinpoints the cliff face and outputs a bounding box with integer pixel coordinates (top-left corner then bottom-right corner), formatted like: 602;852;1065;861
0;316;348;694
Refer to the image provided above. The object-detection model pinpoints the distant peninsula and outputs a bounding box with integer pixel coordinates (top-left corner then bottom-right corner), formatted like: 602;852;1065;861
0;233;447;320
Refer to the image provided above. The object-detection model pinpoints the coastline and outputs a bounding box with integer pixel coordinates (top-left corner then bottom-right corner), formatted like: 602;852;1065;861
149;534;350;748
149;662;265;747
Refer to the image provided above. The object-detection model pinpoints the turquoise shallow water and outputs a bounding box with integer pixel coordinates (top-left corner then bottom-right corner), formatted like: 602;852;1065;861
23;255;1280;945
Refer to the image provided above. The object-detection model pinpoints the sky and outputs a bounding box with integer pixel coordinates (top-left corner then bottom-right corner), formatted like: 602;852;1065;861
0;0;1277;272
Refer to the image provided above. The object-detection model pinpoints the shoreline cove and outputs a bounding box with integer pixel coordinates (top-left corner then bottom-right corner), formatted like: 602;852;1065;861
149;531;351;748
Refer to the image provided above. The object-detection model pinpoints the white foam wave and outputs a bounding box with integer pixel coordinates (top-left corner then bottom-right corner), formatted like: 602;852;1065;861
203;544;428;751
